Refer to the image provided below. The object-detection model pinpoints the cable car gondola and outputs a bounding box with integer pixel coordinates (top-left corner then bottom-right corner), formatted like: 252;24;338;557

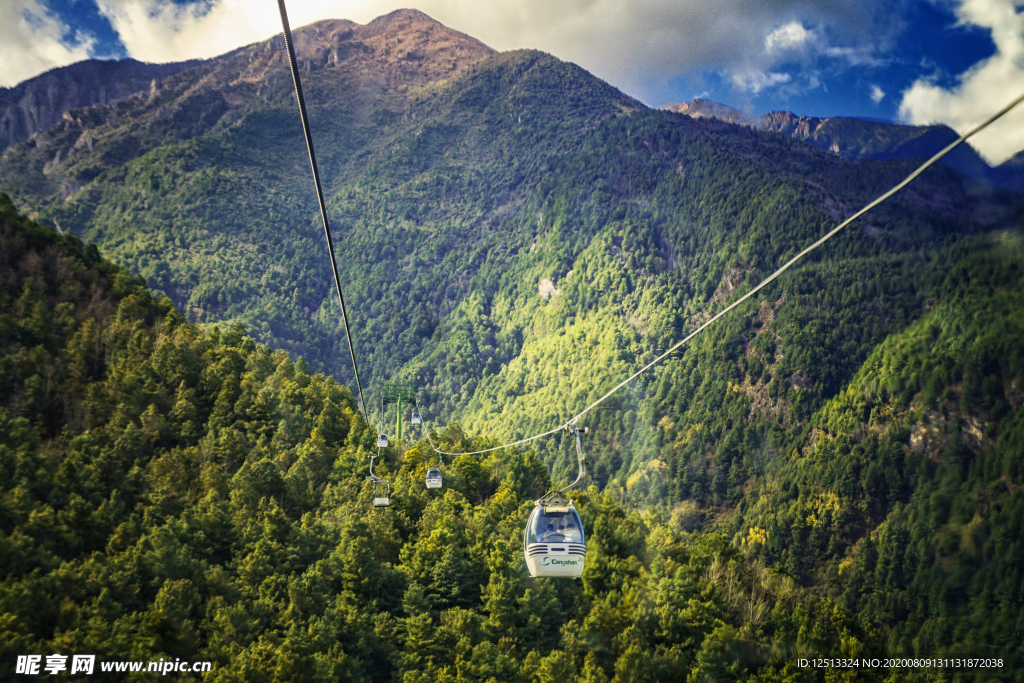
367;450;390;507
411;406;442;490
377;433;389;448
426;466;443;489
524;425;588;578
372;478;391;507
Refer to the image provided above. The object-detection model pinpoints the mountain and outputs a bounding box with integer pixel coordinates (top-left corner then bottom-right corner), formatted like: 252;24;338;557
0;10;494;205
992;150;1024;192
0;58;200;154
757;110;992;179
1;11;1020;476
3;195;1023;680
663;99;1008;186
1;10;1020;461
2;8;1024;673
665;99;754;126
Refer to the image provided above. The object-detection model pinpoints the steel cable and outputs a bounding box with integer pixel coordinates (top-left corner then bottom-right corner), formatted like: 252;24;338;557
276;0;370;428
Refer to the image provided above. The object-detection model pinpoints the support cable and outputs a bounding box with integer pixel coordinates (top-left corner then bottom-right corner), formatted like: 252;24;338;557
421;90;1024;458
276;0;370;427
423;424;563;457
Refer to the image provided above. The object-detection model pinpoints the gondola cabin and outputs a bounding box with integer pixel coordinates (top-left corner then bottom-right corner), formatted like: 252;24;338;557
411;412;422;425
372;480;390;507
524;498;586;578
425;466;443;489
377;433;389;448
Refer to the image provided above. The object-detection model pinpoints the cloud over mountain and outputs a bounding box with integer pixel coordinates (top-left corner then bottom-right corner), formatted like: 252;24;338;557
1;0;95;86
4;0;1022;161
898;0;1024;165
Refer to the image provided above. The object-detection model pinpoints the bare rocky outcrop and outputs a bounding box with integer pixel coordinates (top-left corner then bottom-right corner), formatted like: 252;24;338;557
0;59;198;153
663;99;755;126
0;10;497;209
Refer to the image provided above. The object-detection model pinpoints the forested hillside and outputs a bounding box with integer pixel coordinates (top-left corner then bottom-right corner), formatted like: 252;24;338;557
4;183;1024;681
2;14;1019;484
2;11;1024;679
0;196;903;682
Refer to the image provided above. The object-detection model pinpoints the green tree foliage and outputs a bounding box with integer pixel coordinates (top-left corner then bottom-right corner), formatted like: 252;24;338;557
733;231;1024;675
5;47;1011;503
1;37;1022;681
2;198;903;682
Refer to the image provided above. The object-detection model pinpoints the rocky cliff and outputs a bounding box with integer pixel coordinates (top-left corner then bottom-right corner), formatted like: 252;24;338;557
0;59;199;153
0;10;497;208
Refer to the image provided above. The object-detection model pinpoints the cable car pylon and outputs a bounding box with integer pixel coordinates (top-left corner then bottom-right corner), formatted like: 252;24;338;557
524;423;588;578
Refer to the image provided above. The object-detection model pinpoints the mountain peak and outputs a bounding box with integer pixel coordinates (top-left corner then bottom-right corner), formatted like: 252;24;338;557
999;149;1024;169
661;99;755;125
355;8;495;67
365;8;446;29
268;9;494;91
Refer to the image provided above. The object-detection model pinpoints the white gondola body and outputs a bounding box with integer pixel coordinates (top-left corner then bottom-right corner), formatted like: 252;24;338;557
411;412;422;425
425;467;443;490
370;478;390;508
524;502;586;578
377;434;389;448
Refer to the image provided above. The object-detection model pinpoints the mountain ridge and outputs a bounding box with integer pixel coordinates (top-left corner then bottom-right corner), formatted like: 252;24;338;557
0;12;496;207
0;58;202;154
663;98;1017;187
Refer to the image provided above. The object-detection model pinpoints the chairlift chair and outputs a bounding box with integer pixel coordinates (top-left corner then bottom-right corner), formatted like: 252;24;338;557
367;450;390;508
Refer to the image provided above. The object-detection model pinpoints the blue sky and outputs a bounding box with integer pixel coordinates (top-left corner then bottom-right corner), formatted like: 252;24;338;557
3;0;1023;163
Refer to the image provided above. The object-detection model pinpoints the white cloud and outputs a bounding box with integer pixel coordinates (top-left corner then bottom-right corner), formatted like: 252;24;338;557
823;45;886;67
870;84;885;103
730;69;792;94
898;0;1024;165
94;0;282;63
0;0;96;86
765;21;813;55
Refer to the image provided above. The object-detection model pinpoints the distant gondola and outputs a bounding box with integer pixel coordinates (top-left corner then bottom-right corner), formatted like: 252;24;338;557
372;479;390;507
426;466;443;489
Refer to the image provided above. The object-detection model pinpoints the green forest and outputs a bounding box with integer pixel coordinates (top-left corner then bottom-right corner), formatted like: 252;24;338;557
2;21;1024;681
0;194;881;682
3;162;1024;681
